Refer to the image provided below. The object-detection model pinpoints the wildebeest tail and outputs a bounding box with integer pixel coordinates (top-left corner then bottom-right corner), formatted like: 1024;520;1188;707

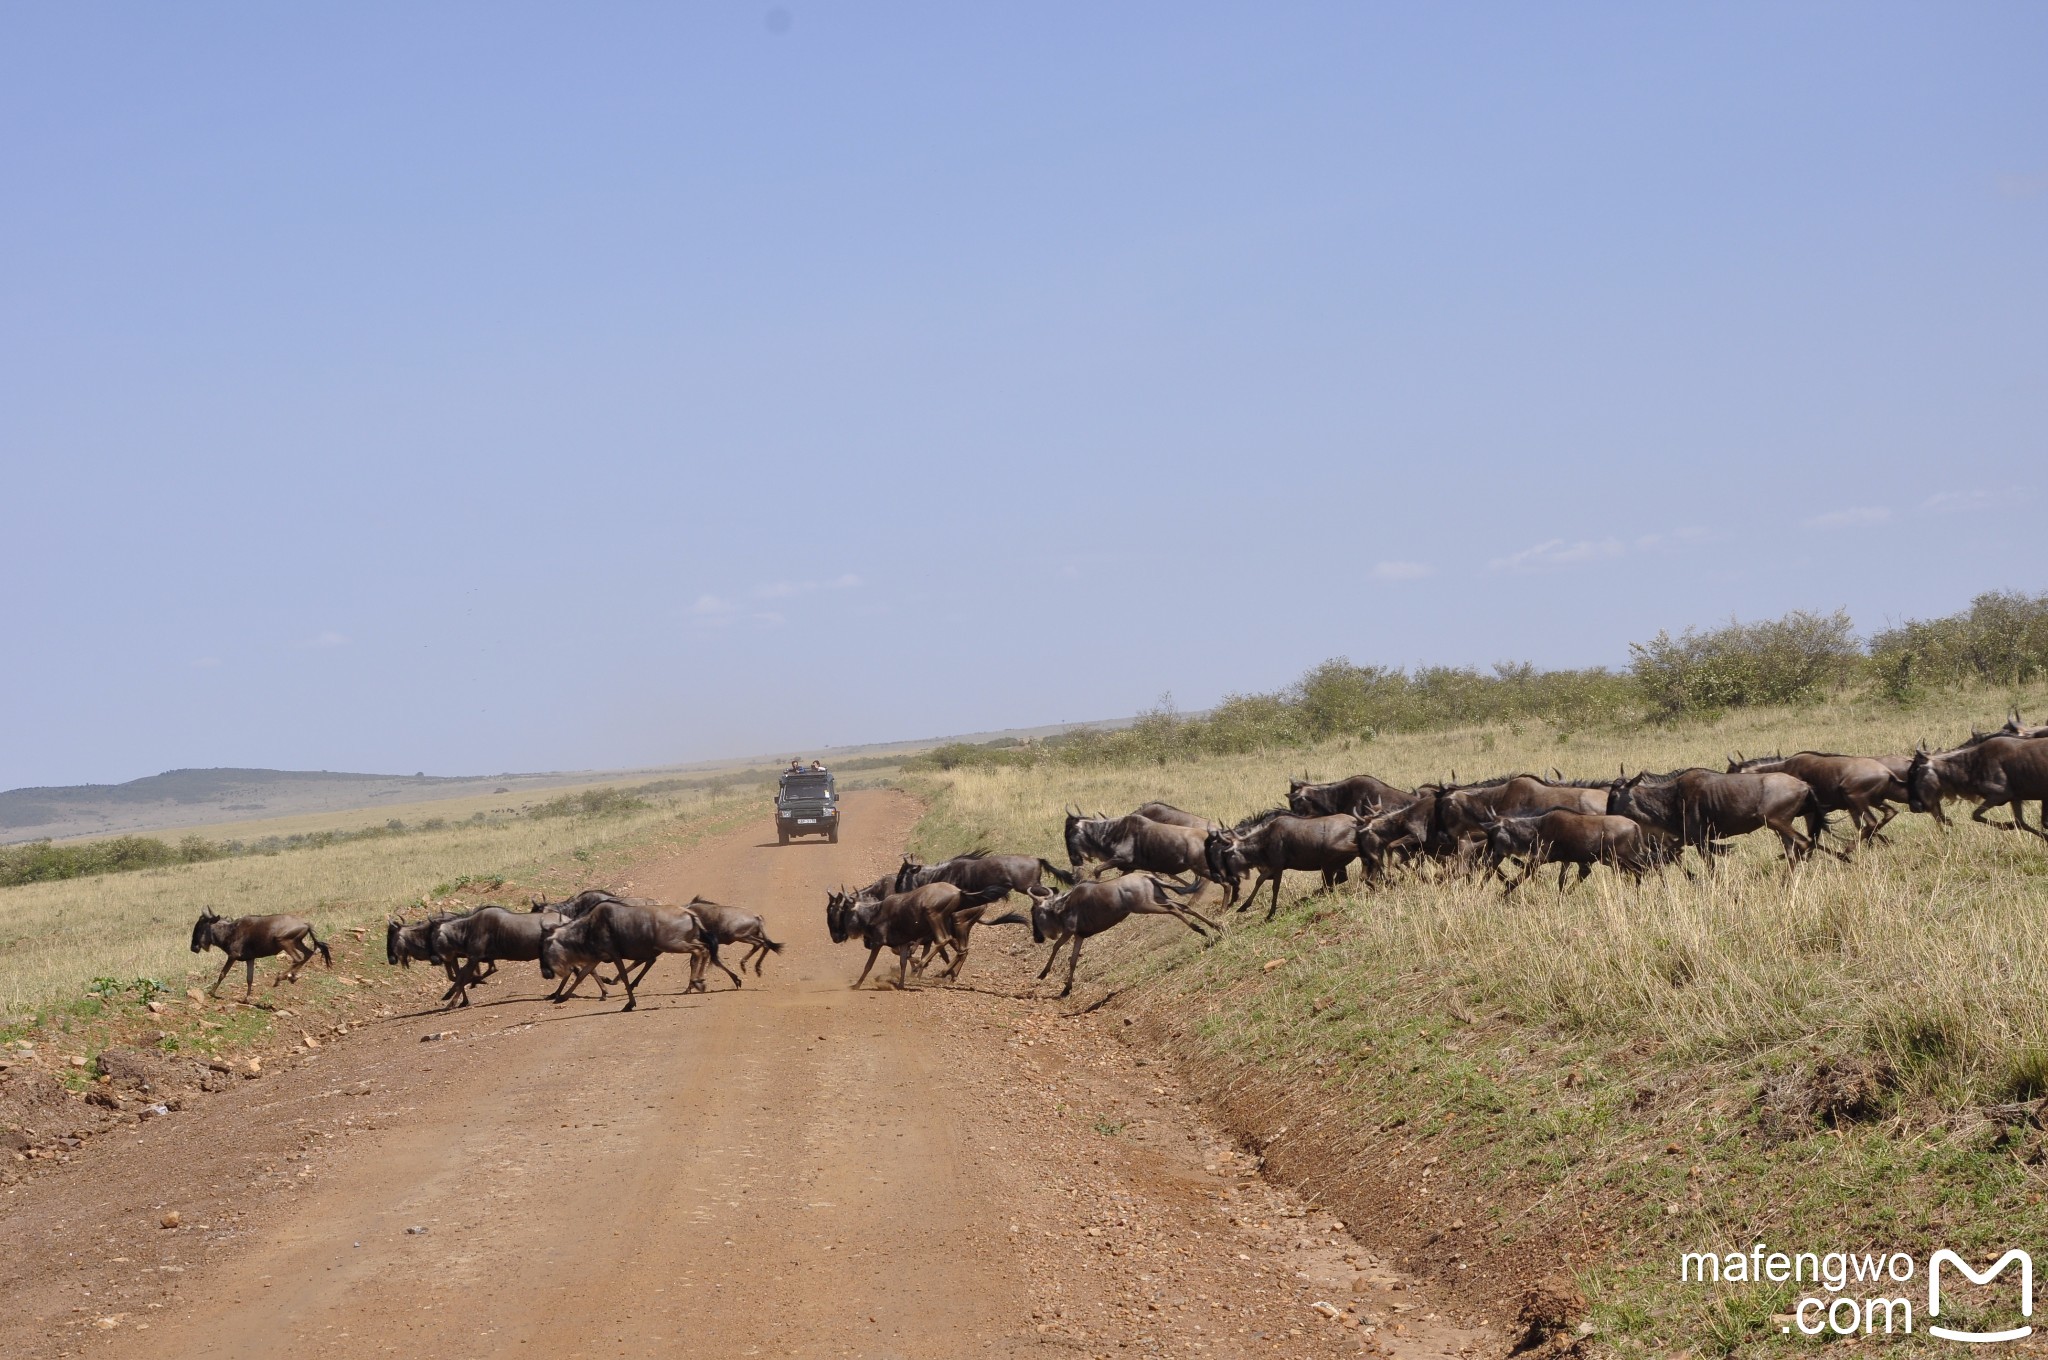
761;935;785;953
1038;858;1077;886
982;910;1031;927
956;884;1013;908
311;928;333;968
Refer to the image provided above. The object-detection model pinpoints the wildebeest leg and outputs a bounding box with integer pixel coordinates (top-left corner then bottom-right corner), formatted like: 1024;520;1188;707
1864;803;1898;842
895;947;915;991
1037;934;1070;980
851;946;883;989
618;961;641;1012
2009;800;2048;843
207;955;235;998
1557;863;1571;893
1060;935;1086;998
1262;871;1287;922
243;958;257;999
705;943;745;990
1972;798;2025;832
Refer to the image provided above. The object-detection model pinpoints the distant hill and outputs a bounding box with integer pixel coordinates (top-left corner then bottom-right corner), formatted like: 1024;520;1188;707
0;714;1138;844
0;768;578;843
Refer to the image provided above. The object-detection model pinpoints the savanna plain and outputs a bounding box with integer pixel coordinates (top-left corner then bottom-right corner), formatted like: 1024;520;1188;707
4;682;2048;1358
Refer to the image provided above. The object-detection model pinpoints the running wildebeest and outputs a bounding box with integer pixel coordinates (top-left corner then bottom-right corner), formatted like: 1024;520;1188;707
1436;775;1608;851
825;883;1020;989
1726;751;1908;845
537;899;714;1012
1478;810;1667;896
1287;773;1414;819
1906;735;2048;840
1126;802;1222;832
1031;874;1218;998
1063;811;1232;901
680;895;785;981
1204;810;1364;919
190;910;332;999
1607;768;1843;865
427;905;571;1009
894;850;1075;900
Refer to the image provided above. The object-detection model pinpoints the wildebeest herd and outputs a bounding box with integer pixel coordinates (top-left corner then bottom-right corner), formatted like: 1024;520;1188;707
185;713;2048;1007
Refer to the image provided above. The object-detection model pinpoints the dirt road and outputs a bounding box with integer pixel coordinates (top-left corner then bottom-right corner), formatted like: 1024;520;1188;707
0;791;1489;1359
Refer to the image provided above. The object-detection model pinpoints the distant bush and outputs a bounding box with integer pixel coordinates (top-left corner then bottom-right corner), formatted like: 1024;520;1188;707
528;787;651;819
0;832;228;888
1629;609;1861;720
1868;590;2048;700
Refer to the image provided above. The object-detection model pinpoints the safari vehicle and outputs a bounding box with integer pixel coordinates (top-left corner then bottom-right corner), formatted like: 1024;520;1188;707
774;766;839;844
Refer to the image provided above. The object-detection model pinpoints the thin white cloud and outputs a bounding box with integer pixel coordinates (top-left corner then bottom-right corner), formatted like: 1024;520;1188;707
1490;538;1626;573
1802;506;1892;530
1368;561;1432;581
689;594;735;615
1488;527;1709;575
298;630;349;649
755;574;861;599
1923;490;1992;513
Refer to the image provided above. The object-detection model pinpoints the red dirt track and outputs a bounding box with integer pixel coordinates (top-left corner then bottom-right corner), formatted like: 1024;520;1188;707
0;790;1484;1359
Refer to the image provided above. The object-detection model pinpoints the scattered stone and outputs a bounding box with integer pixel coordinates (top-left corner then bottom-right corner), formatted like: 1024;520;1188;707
1262;958;1288;971
186;989;206;1004
146;1001;165;1015
420;1031;456;1043
405;1225;428;1235
160;1212;180;1230
302;1034;321;1049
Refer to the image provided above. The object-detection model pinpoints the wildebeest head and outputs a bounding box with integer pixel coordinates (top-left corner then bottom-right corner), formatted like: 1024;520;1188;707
536;922;566;981
385;918;406;966
190;909;222;953
1201;828;1244;888
1286;779;1314;815
1905;750;1946;817
1062;811;1087;866
1029;895;1053;945
893;857;924;894
825;889;855;944
1604;773;1643;819
1480;816;1538;862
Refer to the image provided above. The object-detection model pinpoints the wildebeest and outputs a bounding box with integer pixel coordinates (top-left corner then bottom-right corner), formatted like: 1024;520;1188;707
536;899;714;1011
1906;735;2048;840
1287;773;1414;819
894;850;1075;900
1727;751;1907;844
1478;811;1665;896
428;906;570;1009
1126;802;1221;832
190;910;332;998
1062;811;1231;900
680;895;785;980
1436;775;1608;851
388;909;501;988
825;883;1019;989
1607;768;1842;864
533;889;766;988
1030;874;1218;998
1203;810;1363;919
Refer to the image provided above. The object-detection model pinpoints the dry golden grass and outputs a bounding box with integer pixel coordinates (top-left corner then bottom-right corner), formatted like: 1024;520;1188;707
0;788;753;1014
913;682;2048;1097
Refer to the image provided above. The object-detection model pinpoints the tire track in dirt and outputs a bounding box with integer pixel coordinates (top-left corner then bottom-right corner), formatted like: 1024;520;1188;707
0;790;1489;1359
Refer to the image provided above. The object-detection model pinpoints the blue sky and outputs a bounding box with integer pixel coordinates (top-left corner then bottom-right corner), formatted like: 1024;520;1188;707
3;4;2042;789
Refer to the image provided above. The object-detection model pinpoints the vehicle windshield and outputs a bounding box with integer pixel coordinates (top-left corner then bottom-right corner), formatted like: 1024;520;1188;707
782;774;832;798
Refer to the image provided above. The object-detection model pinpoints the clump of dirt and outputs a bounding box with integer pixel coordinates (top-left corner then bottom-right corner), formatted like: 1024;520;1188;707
1756;1055;1894;1138
95;1046;214;1096
1509;1277;1586;1357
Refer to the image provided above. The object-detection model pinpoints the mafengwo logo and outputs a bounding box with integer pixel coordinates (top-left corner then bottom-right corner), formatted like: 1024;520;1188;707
1679;1245;2034;1341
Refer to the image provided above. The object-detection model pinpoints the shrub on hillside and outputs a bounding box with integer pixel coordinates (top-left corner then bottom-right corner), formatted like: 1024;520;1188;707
1868;590;2048;699
1629;609;1861;720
